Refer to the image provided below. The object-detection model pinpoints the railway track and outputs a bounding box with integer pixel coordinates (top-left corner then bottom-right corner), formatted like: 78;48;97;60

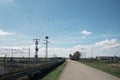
0;59;65;80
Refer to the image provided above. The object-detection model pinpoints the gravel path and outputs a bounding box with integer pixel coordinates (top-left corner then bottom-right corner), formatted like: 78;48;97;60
58;59;120;80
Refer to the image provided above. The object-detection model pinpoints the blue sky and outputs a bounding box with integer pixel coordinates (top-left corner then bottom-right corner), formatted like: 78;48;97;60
0;0;120;57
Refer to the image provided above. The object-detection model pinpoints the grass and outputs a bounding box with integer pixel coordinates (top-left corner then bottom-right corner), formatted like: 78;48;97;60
42;61;67;80
80;60;120;78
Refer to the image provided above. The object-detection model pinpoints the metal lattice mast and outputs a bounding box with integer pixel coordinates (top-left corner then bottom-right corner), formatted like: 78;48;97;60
33;39;40;61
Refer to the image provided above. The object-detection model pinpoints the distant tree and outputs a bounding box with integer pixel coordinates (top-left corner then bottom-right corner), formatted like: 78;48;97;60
69;51;82;61
73;51;81;60
69;54;72;59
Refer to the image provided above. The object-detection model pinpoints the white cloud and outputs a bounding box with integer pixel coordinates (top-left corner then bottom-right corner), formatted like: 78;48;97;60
74;39;120;57
74;45;89;51
0;39;120;58
94;39;120;50
0;46;76;58
0;29;15;36
81;30;92;35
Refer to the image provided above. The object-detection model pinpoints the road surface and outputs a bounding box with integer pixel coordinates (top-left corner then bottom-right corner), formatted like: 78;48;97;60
58;59;120;80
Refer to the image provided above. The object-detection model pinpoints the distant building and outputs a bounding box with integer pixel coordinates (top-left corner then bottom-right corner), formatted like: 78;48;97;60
96;56;120;61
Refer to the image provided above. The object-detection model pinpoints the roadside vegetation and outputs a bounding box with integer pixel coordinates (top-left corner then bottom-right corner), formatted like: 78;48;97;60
80;59;120;78
42;61;67;80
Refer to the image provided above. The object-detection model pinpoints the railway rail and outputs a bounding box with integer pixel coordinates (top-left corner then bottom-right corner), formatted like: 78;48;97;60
0;58;65;80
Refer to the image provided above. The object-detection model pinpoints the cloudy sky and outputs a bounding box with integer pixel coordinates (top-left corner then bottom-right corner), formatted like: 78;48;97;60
0;0;120;58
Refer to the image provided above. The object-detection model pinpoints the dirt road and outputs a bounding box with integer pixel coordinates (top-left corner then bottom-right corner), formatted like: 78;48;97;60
58;59;120;80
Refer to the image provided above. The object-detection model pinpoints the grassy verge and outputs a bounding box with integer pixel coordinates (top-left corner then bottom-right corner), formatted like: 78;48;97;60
80;60;120;78
42;61;67;80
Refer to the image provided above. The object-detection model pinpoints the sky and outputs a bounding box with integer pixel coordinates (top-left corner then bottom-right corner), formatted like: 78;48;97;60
0;0;120;58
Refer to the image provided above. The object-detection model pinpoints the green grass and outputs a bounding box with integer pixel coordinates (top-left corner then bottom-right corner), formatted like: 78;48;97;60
80;60;120;78
42;61;67;80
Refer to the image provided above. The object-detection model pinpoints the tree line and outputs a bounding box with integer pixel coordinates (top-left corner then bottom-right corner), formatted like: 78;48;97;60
69;51;82;61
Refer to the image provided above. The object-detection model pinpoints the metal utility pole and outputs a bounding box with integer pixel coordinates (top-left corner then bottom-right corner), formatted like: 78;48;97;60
28;47;30;64
84;52;86;59
4;55;7;74
10;49;13;62
91;49;93;58
12;49;13;57
33;39;40;62
44;36;49;58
